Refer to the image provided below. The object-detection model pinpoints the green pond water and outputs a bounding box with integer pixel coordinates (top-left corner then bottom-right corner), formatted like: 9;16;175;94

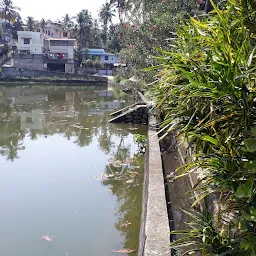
0;85;146;256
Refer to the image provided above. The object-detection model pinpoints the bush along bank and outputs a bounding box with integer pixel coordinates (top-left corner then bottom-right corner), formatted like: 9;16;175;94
149;0;256;255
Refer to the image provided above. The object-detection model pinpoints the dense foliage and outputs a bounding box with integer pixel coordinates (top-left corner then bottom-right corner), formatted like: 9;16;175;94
150;0;256;254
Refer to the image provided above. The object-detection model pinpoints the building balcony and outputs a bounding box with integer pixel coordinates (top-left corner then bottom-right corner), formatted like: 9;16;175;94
44;53;68;63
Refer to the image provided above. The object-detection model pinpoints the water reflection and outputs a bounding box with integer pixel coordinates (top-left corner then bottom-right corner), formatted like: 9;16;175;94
0;85;146;256
0;86;126;160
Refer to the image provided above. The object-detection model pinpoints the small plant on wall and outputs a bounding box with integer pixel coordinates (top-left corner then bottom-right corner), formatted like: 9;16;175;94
133;134;147;154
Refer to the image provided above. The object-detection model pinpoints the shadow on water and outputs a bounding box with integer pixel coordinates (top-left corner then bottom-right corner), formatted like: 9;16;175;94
0;85;147;256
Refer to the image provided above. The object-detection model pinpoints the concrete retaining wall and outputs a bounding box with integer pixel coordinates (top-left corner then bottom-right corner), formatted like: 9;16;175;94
109;104;148;124
139;114;171;256
77;67;97;75
0;67;108;83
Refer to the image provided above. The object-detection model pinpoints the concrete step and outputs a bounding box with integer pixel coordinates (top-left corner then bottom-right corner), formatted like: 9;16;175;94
109;104;149;124
110;102;147;117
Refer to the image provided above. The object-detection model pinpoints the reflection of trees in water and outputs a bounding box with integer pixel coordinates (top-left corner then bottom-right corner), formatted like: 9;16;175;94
0;103;26;161
102;136;144;252
0;139;25;161
0;88;145;252
0;89;131;161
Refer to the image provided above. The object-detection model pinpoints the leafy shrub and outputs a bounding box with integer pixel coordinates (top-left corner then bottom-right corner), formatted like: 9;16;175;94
150;0;256;254
133;134;147;154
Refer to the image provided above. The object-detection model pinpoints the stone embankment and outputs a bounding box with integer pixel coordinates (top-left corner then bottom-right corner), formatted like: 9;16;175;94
0;67;108;84
109;102;149;124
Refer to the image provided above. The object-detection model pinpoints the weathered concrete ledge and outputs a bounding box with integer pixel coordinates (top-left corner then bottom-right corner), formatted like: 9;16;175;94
109;103;148;124
139;114;171;256
0;77;107;85
0;67;108;85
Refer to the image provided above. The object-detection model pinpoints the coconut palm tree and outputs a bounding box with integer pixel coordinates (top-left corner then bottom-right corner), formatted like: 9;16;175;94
110;0;131;23
0;0;20;40
26;16;36;31
100;1;115;26
99;1;115;45
75;11;85;44
40;18;46;33
91;19;103;48
62;14;74;32
74;9;92;47
0;0;20;25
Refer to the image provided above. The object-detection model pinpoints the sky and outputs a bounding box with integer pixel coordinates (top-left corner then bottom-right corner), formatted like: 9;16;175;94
13;0;107;21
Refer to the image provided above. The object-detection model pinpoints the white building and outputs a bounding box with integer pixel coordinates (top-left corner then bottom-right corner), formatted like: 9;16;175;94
18;109;46;130
15;30;77;73
45;38;76;60
17;31;44;54
44;38;76;73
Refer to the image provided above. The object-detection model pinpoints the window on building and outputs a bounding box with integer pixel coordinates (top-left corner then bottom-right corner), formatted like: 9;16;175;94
24;38;30;44
63;32;68;37
105;56;109;61
48;30;50;35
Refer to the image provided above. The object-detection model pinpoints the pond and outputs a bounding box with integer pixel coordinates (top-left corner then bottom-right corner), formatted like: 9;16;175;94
0;85;147;256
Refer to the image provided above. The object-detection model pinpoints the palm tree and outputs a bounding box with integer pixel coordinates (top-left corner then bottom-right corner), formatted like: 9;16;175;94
0;0;20;39
40;18;46;33
26;16;36;31
62;14;74;32
91;19;103;48
0;0;20;25
75;11;85;44
100;1;115;25
74;9;92;47
110;0;130;23
99;1;115;44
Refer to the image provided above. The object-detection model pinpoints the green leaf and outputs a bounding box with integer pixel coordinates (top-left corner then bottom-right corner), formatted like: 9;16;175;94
236;178;254;198
190;17;208;29
241;239;250;250
251;127;256;136
247;47;256;67
200;135;219;146
243;138;256;152
250;206;256;216
245;161;256;173
242;211;253;221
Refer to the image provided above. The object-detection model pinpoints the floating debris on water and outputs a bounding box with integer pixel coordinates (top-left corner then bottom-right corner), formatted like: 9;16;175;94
41;235;53;242
107;188;113;195
128;127;139;131
70;124;88;130
121;221;132;228
111;248;136;254
126;179;134;184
